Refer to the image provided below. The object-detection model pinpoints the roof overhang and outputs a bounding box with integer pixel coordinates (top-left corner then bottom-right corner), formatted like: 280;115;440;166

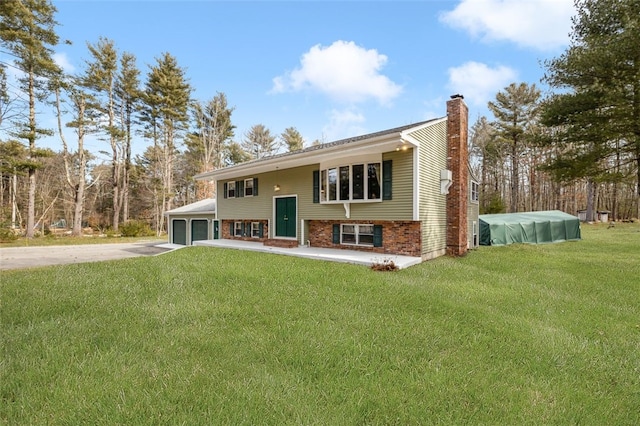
195;119;444;181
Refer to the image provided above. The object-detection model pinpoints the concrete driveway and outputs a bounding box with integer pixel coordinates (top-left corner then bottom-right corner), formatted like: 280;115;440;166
0;241;177;271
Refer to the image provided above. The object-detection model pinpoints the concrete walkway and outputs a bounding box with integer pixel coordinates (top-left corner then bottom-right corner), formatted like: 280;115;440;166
1;239;422;271
0;241;175;271
192;239;422;269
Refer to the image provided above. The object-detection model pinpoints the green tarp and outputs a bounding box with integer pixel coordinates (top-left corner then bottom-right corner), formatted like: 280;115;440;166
479;210;581;246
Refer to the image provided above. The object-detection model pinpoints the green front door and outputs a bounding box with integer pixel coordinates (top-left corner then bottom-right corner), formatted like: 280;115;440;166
191;220;208;244
213;220;219;239
173;220;187;245
275;196;296;238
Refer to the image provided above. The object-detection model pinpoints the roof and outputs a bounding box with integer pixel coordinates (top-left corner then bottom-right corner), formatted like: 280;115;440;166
479;210;579;224
195;117;445;181
165;198;216;215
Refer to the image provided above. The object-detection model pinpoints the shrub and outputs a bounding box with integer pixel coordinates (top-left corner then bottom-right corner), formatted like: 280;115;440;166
0;225;19;243
119;220;155;237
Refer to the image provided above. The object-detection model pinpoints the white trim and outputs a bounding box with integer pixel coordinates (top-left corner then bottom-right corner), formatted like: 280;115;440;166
170;218;187;246
320;153;381;170
244;178;254;197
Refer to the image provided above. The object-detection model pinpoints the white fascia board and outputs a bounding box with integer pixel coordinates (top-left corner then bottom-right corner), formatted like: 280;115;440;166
195;132;407;181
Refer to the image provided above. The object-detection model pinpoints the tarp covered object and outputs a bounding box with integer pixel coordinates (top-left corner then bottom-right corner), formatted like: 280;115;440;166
479;210;581;246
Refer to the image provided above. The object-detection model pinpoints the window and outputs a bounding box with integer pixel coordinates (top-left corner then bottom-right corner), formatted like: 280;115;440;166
368;163;381;200
471;181;479;203
319;161;383;203
341;224;374;246
227;181;236;198
339;166;350;200
234;221;242;237
352;164;364;200
328;168;337;201
244;178;254;197
320;170;327;202
251;222;260;238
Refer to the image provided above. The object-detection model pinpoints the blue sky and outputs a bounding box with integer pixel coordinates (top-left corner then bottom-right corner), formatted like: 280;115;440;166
6;0;577;158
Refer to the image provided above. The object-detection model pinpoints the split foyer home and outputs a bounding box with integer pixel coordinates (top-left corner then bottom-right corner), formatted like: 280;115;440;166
187;95;479;262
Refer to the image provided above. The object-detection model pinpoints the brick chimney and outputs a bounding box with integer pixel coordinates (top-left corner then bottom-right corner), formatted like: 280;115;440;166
446;94;469;256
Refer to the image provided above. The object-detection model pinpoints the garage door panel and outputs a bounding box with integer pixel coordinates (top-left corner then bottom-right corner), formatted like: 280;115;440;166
191;219;209;243
173;220;187;245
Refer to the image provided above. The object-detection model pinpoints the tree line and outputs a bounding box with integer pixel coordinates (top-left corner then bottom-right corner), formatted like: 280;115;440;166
1;0;638;239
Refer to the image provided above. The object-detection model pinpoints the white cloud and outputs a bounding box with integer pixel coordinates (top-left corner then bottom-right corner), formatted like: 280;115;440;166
271;40;402;105
447;61;517;106
53;52;75;73
321;108;366;142
440;0;575;51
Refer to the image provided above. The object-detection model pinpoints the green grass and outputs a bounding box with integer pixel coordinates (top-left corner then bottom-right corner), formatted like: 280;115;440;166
1;234;165;248
2;223;639;425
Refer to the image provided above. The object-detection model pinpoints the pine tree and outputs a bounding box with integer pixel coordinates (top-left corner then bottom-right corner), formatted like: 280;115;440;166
541;0;640;219
83;37;123;230
115;52;141;222
189;92;235;198
0;0;61;237
143;52;191;233
242;124;278;159
488;82;541;212
280;127;305;152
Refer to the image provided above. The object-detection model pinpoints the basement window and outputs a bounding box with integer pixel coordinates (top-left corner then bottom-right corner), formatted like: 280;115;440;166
341;224;374;246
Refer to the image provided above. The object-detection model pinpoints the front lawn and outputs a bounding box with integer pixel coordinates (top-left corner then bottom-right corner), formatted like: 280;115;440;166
1;223;639;424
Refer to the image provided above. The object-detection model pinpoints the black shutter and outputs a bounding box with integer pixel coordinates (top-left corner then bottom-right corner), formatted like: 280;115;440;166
332;224;340;244
383;160;392;200
313;170;320;203
258;222;264;238
229;221;234;236
373;225;383;247
253;178;259;196
237;180;244;198
223;182;228;199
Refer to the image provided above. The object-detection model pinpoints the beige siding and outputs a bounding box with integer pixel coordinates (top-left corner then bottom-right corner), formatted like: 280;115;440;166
217;152;414;240
411;120;448;257
468;172;480;248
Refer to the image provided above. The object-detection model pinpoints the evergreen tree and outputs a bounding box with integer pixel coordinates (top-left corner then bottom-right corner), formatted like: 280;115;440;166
0;0;61;237
224;141;251;166
189;92;235;198
280;127;305;152
541;0;640;219
115;52;141;222
83;37;123;230
143;52;191;233
488;82;541;212
242;124;278;159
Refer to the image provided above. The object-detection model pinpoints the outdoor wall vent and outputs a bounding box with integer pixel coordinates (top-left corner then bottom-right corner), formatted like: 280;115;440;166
440;169;453;194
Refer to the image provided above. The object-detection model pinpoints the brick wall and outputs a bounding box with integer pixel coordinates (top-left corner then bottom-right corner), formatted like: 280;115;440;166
308;220;422;257
221;219;269;242
446;95;469;256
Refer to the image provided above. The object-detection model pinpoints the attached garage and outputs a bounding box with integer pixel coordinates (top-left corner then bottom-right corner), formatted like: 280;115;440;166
165;199;216;245
479;210;581;246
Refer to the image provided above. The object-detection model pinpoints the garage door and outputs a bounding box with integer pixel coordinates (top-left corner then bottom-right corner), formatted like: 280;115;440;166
191;219;209;244
172;220;187;245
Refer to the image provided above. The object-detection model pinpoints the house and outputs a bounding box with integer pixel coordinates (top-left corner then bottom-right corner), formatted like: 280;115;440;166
165;198;217;245
194;95;479;262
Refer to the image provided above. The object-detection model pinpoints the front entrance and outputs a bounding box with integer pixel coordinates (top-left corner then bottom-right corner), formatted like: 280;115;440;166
213;220;219;239
275;196;296;238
